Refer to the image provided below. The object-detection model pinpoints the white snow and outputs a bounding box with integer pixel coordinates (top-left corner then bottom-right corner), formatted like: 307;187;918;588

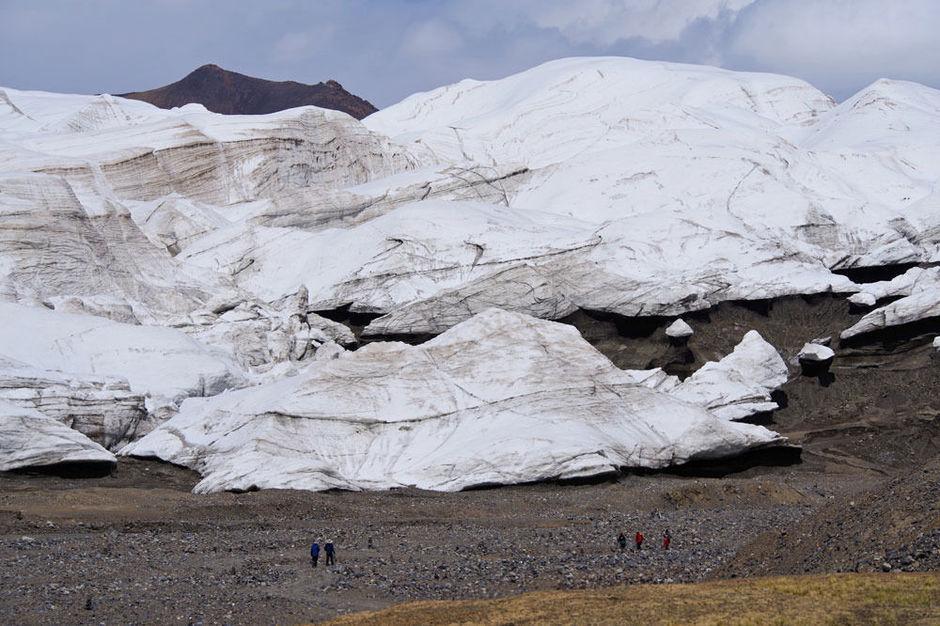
6;58;940;336
670;330;789;421
3;55;940;481
841;269;940;340
848;292;878;307
0;302;244;405
123;310;784;493
0;355;147;449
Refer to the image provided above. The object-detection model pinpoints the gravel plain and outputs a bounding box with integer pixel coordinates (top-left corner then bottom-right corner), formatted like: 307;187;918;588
0;458;862;625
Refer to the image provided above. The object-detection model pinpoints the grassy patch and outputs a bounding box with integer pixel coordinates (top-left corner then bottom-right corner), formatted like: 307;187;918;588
323;573;940;625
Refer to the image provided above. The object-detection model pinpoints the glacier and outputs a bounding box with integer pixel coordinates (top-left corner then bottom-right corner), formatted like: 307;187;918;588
2;56;939;488
122;310;786;493
0;399;116;472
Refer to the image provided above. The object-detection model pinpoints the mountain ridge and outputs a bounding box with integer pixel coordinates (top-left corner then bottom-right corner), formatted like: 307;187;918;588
119;64;377;119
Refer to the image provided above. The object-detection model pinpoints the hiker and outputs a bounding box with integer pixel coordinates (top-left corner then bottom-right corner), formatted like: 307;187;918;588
635;531;644;551
663;529;671;550
325;540;336;566
617;532;628;551
310;541;320;568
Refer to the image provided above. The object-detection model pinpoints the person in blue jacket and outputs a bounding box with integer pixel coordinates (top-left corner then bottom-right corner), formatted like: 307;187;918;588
310;540;320;568
325;540;336;566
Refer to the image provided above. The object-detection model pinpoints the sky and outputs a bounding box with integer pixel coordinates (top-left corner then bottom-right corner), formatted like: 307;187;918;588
1;0;939;107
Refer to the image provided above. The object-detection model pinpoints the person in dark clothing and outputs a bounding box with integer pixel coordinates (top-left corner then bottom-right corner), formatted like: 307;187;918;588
662;529;672;550
325;540;335;566
310;541;320;568
635;531;644;551
617;532;628;551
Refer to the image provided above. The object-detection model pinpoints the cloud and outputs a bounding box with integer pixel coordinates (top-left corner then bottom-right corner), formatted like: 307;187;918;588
273;32;315;61
400;19;464;59
725;0;940;97
524;0;754;45
0;0;938;107
443;0;940;100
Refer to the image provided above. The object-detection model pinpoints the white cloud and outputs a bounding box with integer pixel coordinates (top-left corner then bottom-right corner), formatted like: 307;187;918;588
400;19;464;59
726;0;940;94
528;0;754;45
273;32;314;60
444;0;940;100
449;0;753;45
2;0;939;107
271;21;338;63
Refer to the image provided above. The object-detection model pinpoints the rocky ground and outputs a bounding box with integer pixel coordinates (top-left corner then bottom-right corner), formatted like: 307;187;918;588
0;458;863;625
2;296;938;625
720;456;940;578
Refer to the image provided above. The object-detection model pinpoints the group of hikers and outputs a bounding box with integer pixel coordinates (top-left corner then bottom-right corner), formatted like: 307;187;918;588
618;529;671;551
309;540;336;567
309;530;671;568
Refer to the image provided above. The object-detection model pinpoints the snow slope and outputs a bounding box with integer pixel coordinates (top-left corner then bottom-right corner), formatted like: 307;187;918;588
367;56;940;285
6;59;940;333
0;302;243;405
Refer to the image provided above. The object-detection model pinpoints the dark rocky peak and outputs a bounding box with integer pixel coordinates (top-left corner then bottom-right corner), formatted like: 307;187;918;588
119;65;377;119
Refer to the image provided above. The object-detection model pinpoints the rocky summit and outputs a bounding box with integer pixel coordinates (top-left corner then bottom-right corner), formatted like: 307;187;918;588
119;64;378;119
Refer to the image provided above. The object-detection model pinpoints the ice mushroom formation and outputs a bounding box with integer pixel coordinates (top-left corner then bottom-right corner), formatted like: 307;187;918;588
666;319;695;340
2;56;939;488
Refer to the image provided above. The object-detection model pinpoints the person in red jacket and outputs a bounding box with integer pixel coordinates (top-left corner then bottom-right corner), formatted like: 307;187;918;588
635;531;644;551
663;529;672;550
